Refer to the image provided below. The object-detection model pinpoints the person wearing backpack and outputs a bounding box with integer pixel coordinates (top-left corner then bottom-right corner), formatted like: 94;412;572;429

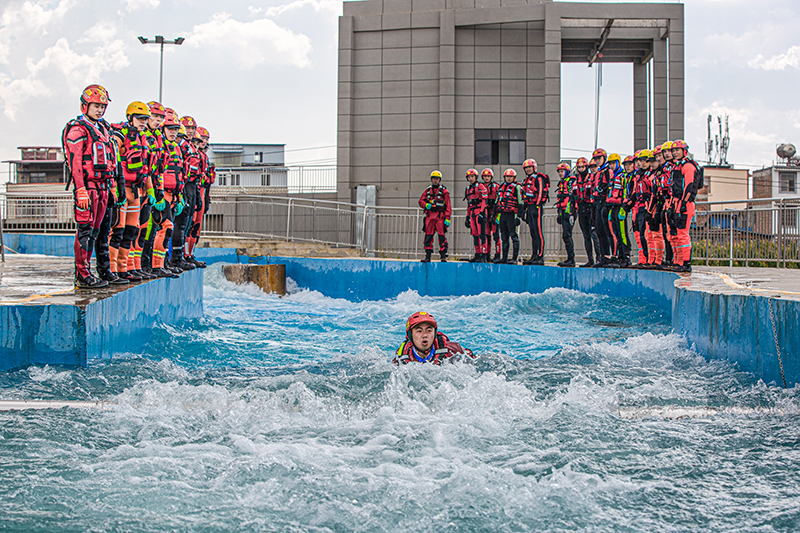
62;85;118;288
521;158;548;265
669;140;701;273
554;162;576;267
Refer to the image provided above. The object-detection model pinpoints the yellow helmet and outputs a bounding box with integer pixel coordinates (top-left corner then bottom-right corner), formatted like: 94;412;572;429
178;124;187;136
608;153;621;163
641;149;654;159
430;170;442;180
661;140;674;151
125;101;151;118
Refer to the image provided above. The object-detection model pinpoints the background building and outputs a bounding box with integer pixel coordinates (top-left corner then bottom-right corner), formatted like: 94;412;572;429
4;146;66;193
337;0;685;207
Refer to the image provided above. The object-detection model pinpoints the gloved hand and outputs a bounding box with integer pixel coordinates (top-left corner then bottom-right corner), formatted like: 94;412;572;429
154;198;167;211
556;214;562;225
515;216;521;227
464;217;470;228
495;213;501;225
75;187;90;210
444;219;450;228
175;194;185;216
425;203;432;210
115;191;127;207
618;209;626;221
676;213;688;229
146;187;156;206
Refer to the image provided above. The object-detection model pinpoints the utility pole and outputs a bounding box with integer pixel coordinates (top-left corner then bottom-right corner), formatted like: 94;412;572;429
137;35;185;103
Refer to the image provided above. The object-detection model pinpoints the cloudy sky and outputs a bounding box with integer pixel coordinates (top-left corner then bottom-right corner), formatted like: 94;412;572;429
0;0;798;184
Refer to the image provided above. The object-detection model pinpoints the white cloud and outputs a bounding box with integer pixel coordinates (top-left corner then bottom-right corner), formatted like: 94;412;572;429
0;37;129;120
0;0;75;63
78;21;119;44
122;0;159;11
187;12;313;69
251;0;342;18
748;45;800;71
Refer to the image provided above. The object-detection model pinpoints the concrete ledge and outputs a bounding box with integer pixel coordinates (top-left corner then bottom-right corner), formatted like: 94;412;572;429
0;257;203;370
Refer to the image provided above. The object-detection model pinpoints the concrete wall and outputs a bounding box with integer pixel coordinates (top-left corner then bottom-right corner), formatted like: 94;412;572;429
0;269;203;371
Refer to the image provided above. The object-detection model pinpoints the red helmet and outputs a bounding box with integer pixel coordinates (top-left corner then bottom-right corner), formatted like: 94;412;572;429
653;145;663;155
465;168;478;178
80;84;110;113
576;157;589;167
406;311;437;337
592;148;607;159
147;101;166;117
623;155;635;163
557;162;570;172
196;126;210;140
588;159;598;167
503;168;517;178
162;113;180;128
672;139;688;150
480;168;494;178
180;116;196;128
522;159;537;172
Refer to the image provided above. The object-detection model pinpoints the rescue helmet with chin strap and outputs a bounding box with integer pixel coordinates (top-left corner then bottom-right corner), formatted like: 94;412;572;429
146;101;166;117
523;159;537;172
126;101;151;121
465;168;478;179
80;85;110;114
406;311;437;338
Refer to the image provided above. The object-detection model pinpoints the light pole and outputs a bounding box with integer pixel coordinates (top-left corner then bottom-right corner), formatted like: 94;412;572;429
137;35;185;103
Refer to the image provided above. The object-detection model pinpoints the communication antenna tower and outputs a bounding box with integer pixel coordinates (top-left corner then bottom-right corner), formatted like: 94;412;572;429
705;113;731;166
705;115;714;164
719;115;730;166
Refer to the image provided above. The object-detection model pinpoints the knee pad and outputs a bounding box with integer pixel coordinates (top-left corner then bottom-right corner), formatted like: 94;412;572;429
109;227;125;248
76;224;93;252
122;224;138;245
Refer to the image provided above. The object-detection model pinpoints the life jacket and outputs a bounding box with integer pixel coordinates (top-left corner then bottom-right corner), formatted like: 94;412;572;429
671;158;704;202
422;185;448;211
606;166;625;205
555;177;573;213
632;171;652;208
179;136;202;182
496;181;522;213
200;151;213;186
592;164;611;201
160;138;185;192
114;124;149;187
61;115;117;188
393;332;473;365
143;128;165;179
483;181;499;210
521;172;550;205
464;182;487;215
575;170;594;204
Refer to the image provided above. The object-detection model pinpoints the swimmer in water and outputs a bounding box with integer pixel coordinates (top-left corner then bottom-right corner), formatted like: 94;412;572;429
393;311;473;365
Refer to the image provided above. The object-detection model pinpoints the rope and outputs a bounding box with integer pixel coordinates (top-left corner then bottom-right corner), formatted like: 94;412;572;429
768;297;787;389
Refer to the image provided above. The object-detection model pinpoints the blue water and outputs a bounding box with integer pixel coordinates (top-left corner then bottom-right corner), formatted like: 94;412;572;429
1;266;799;532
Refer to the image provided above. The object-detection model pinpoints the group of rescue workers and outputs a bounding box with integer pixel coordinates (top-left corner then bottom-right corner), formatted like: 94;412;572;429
64;84;214;288
419;142;702;273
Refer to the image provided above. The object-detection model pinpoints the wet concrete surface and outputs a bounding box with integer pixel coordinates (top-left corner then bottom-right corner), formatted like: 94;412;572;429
688;266;800;302
0;255;153;307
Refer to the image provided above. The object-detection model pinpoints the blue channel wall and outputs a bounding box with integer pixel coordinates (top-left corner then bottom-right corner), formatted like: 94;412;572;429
0;269;203;371
193;247;798;387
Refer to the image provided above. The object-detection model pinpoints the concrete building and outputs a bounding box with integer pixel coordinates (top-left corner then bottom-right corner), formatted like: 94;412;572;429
337;0;685;207
4;146;66;193
208;143;289;192
700;165;749;210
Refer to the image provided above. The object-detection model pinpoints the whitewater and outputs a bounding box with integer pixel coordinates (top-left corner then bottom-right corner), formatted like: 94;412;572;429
1;265;799;532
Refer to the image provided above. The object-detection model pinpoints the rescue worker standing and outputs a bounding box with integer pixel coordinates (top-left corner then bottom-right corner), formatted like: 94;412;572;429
554;162;576;267
464;168;489;262
628;154;651;267
419;170;452;263
521;159;547;265
591;148;613;267
393;311;472;365
109;102;154;282
669;140;699;273
172;116;200;271
62;85;116;288
645;147;667;268
494;168;524;264
481;168;501;262
574;157;599;267
138;101;168;277
154;110;185;276
605;153;631;267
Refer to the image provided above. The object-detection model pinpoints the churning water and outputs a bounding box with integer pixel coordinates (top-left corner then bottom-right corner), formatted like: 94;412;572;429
1;266;799;532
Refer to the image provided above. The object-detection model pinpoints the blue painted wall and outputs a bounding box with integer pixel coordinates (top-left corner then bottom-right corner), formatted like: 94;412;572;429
0;269;203;371
4;233;73;257
8;235;799;387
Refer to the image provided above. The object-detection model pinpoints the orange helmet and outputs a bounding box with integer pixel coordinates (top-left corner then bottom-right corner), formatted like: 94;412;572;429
672;139;688;150
125;101;151;119
196;126;210;140
557;162;570;172
406;311;437;337
80;85;110;113
465;168;478;178
576;157;589;167
147;101;166;117
481;168;494;179
592;148;607;159
503;168;517;178
180;116;196;128
623;155;635;164
523;159;537;172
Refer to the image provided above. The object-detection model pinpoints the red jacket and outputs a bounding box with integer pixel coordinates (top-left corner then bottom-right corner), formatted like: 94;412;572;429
419;185;452;219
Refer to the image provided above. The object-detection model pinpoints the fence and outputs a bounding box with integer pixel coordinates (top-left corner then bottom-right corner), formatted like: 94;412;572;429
2;191;799;266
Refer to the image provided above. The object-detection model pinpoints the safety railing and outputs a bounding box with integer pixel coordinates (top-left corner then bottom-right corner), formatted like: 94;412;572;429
2;191;799;266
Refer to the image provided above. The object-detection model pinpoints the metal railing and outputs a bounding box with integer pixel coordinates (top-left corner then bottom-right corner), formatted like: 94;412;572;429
2;191;799;266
